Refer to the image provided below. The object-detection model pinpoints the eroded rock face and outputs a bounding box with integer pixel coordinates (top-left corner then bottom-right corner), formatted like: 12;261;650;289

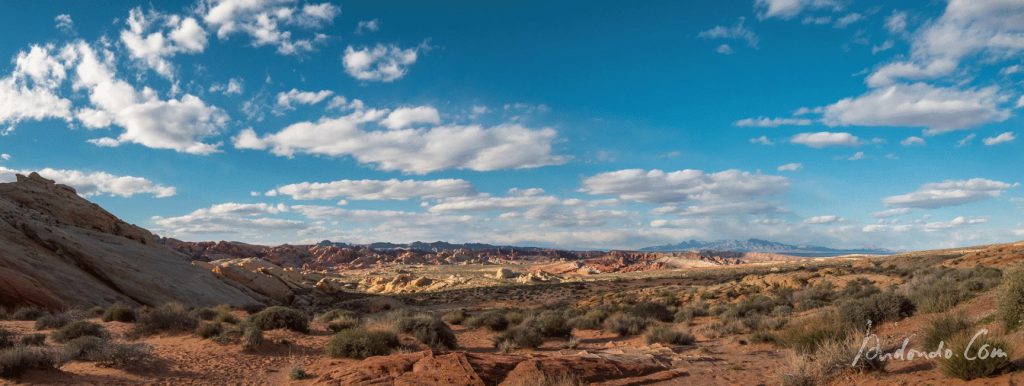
0;173;263;308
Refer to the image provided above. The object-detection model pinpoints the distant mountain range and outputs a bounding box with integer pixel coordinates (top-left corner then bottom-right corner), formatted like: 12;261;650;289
638;238;893;256
316;240;549;252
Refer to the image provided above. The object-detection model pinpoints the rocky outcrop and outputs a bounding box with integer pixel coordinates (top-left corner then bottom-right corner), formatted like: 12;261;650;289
0;173;263;309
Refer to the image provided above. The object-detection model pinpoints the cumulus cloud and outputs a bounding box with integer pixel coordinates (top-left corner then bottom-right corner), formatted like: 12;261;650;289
152;202;303;236
209;78;243;95
699;17;759;48
120;7;207;78
580;168;788;205
900;136;926;146
821;83;1010;134
380;106;441;129
55;14;74;33
66;42;228;154
885;11;907;34
233;107;565;174
0;45;73;129
275;88;333;110
750;136;774;145
957;133;976;147
203;0;338;55
883;178;1018;209
266;178;474;200
791;132;861;148
343;44;421;82
356;19;380;34
777;163;802;172
735;116;812;127
804;215;841;224
754;0;842;20
872;208;910;218
0;167;175;197
715;44;733;55
924;216;987;231
847;151;865;160
983;131;1015;146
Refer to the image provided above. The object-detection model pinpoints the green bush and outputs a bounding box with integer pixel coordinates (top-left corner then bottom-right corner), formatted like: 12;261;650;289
10;307;45;321
645;326;695;345
837;292;915;327
248;306;309;333
923;313;971;351
838;278;880;299
101;303;136;323
939;331;1013;380
129;302;199;337
19;334;45;346
603;313;651;336
52;321;107;343
441;309;467;325
624;302;673;322
197;322;223;339
325;328;398;359
998;266;1024;330
910;266;1002;314
0;346;62;378
465;310;509;331
395;314;457;349
792;282;835;311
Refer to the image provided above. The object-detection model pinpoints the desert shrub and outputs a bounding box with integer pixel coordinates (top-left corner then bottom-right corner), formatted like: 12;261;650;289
241;324;263;352
501;373;584;386
63;336;105;359
0;329;13;350
316;309;360;332
52;321;107;343
735;295;778;317
196;322;223;339
130;302;198;337
569;309;608;330
239;303;266;314
838;278;880;299
792;282;835;311
19;334;45;346
779;311;850;354
909;266;1002;314
325;328;398;359
709;304;728;316
495;324;544;350
764;316;788;330
465;310;509;331
290;366;313;380
212;308;239;325
248;306;309;333
91;342;153;369
101;303;136;323
35;311;81;330
751;331;778;344
0;346;62;378
741;314;765;331
771;305;793;317
624;302;673;322
86;306;106;318
528;311;572;338
923;313;972;351
10;307;45;322
193;307;219;321
939;331;1013;380
775;338;882;386
776;353;816;386
998;265;1024;330
697;321;745;338
837;292;915;328
603;313;651;336
441;309;467;325
505;310;526;326
645;326;695;345
394;315;457;349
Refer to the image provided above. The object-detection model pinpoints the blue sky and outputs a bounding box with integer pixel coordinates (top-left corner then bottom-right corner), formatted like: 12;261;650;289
0;0;1021;250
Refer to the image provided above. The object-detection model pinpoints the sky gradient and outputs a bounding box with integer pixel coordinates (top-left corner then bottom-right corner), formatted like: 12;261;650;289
0;0;1022;250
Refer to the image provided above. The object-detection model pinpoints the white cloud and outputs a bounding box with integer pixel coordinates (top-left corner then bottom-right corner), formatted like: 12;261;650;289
580;168;788;205
804;215;841;224
209;78;244;95
847;151;865;160
380;106;441;129
983;131;1015;146
0;154;9;161
900;136;926;146
822;83;1010;134
754;0;841;20
266;178;474;200
924;216;987;231
356;19;380;34
203;0;338;55
66;42;228;154
957;133;976;147
735;116;812;127
777;162;803;172
699;17;759;48
152;202;303;236
233;108;565;174
275;88;333;110
120;7;207;79
55;14;74;33
343;44;421;82
0;167;175;197
868;0;1024;86
872;208;910;218
715;44;733;55
833;13;862;28
791;132;861;148
885;11;907;34
750;136;774;145
0;45;73;129
884;178;1017;209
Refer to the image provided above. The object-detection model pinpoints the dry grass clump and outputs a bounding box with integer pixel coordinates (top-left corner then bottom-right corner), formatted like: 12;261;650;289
441;309;467;325
34;311;83;330
241;324;264;352
569;309;608;330
248;306;309;333
52;321;107;343
316;309;361;332
62;335;153;370
775;338;883;386
325;328;398;359
0;346;63;378
129;302;199;337
196;322;223;339
101;303;136;323
938;330;1013;380
465;310;510;331
495;324;544;350
501;372;584;386
836;292;915;328
645;326;695;345
907;266;1001;314
922;313;972;351
394;314;457;349
779;311;850;354
18;334;46;346
9;307;45;322
998;265;1024;330
603;313;651;336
